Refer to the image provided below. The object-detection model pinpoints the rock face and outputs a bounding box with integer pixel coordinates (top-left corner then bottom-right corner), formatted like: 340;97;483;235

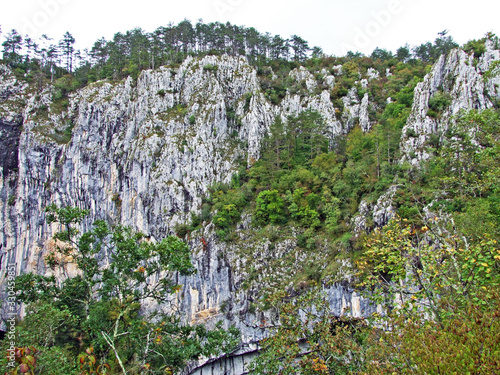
2;40;499;372
0;55;366;278
0;119;22;178
0;55;377;373
353;38;500;234
352;184;401;234
177;222;375;374
401;39;500;164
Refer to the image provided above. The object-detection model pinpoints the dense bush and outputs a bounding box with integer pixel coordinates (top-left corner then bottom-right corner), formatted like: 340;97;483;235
254;189;286;225
428;90;452;116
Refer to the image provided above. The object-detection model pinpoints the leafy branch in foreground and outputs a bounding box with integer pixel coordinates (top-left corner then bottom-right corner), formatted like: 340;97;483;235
251;286;369;374
5;205;239;374
356;216;500;373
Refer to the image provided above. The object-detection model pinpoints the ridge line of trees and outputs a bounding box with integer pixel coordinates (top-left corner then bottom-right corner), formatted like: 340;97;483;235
1;21;497;121
0;20;318;84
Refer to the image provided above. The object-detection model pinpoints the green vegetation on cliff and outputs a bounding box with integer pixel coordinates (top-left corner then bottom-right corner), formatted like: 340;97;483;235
245;108;500;374
0;206;238;374
2;21;500;374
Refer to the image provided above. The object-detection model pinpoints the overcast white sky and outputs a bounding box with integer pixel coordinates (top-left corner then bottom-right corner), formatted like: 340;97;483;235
1;0;498;56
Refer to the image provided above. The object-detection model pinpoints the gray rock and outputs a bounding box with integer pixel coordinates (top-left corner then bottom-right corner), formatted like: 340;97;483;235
342;88;372;132
401;38;500;165
0;55;377;374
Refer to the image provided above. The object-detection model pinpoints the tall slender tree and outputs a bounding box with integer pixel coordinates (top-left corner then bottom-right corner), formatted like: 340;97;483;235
59;31;76;72
290;34;309;61
2;29;23;65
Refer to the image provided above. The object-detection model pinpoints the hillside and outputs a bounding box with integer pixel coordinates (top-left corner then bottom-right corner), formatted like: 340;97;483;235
0;25;499;374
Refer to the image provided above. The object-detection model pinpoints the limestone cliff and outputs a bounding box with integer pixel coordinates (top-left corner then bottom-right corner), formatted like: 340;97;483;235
0;54;377;372
351;38;500;236
401;38;500;164
0;54;379;275
1;39;499;373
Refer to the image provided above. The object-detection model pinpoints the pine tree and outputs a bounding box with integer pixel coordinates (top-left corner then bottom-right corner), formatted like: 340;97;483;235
2;29;23;65
59;31;75;72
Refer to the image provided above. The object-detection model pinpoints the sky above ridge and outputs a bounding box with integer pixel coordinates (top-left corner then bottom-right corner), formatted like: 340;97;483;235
1;0;498;57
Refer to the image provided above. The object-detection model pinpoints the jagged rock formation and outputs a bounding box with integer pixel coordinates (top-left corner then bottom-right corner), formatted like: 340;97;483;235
175;221;375;374
0;55;377;278
352;184;401;233
352;38;500;235
401;39;500;164
342;88;371;132
1;40;499;373
0;54;378;373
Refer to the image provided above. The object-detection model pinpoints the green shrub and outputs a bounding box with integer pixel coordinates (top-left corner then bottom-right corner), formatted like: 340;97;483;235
200;203;212;222
463;39;487;59
203;64;218;72
405;127;418;137
190;212;201;229
428;90;452;115
427;109;439;119
254;190;286;225
243;93;252;112
7;195;16;205
428;133;441;149
213;204;240;229
175;223;191;238
211;186;248;230
287;188;320;228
